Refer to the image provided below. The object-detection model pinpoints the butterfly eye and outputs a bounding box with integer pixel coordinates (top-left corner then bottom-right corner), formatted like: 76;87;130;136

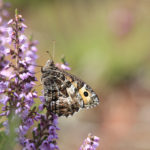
83;91;89;97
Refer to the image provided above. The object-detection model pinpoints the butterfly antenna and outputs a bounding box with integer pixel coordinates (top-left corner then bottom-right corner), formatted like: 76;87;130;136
52;40;56;61
46;50;52;60
46;40;56;62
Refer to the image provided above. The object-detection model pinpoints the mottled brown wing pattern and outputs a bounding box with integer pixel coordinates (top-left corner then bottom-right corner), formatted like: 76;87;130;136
41;59;99;117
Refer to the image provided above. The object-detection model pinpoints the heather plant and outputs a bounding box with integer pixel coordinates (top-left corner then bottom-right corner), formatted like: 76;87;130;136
80;133;100;150
0;2;100;150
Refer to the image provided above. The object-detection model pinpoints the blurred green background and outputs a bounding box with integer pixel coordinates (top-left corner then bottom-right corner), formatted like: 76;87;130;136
5;0;150;150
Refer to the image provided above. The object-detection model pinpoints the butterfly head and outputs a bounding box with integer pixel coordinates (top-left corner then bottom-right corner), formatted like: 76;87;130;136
41;59;55;72
45;59;55;67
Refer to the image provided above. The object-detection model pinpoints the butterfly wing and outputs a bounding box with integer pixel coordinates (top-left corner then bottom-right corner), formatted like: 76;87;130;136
41;60;99;117
41;66;81;117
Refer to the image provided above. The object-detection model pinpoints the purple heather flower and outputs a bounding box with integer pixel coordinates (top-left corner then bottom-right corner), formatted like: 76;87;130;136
19;72;30;80
31;45;37;52
56;63;71;71
18;125;29;135
39;140;51;150
7;19;13;25
80;133;100;150
60;64;71;70
19;34;27;44
39;96;46;103
24;118;34;127
23;140;36;150
21;109;29;119
0;95;9;105
23;82;33;92
20;43;28;51
39;104;44;111
55;56;71;71
15;107;22;114
19;23;27;33
0;81;8;93
39;139;59;150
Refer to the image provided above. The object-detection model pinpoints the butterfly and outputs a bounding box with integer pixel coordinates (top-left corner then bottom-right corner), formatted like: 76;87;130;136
41;59;99;117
